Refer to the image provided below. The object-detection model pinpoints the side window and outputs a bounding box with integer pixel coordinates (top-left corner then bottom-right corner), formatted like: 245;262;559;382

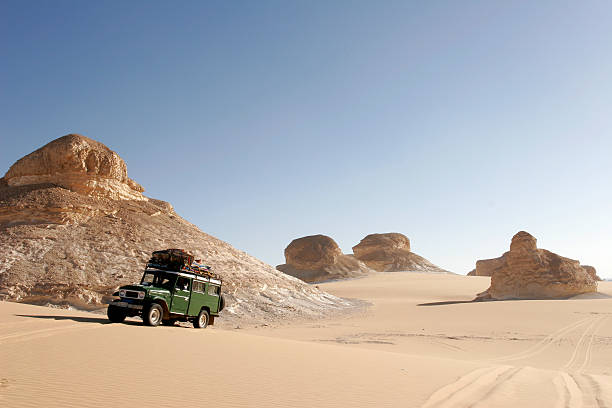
141;273;154;285
207;285;219;296
193;281;205;293
159;276;174;289
176;277;190;292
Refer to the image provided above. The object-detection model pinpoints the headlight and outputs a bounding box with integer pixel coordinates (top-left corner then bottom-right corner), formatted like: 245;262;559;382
119;290;126;298
138;292;145;299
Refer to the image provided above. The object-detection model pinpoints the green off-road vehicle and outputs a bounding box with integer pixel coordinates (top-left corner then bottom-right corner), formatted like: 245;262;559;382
107;249;225;328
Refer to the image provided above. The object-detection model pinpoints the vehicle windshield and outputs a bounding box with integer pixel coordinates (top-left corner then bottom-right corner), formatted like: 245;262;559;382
141;271;176;289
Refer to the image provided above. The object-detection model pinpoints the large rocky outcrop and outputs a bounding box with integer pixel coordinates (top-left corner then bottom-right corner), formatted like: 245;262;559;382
0;135;357;326
352;233;447;272
276;235;371;283
3;134;145;201
476;231;598;300
468;256;505;277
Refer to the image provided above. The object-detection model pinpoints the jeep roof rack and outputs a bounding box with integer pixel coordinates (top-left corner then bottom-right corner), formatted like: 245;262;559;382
146;248;222;282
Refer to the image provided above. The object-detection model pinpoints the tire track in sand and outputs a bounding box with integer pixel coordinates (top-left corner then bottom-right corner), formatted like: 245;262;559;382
564;316;610;408
422;365;591;408
563;317;604;372
421;366;520;408
488;317;595;364
0;323;104;344
422;317;610;408
552;372;583;408
575;317;608;374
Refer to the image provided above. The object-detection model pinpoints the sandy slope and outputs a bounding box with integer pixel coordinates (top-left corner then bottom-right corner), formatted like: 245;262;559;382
1;273;611;407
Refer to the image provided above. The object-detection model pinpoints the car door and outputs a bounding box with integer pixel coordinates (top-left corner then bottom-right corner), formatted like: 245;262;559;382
170;276;191;315
206;284;220;313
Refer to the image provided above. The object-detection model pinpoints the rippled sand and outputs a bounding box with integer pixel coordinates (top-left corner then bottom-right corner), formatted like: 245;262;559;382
1;273;611;407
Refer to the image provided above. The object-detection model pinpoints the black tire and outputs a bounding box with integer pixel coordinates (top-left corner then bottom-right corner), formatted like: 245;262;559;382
144;303;163;326
107;305;127;323
219;295;226;312
193;309;209;329
162;319;177;326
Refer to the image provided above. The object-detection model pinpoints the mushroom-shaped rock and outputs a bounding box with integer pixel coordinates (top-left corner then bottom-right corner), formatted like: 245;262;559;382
352;233;446;273
284;235;342;270
352;233;410;258
277;234;371;283
3;134;145;201
476;231;598;300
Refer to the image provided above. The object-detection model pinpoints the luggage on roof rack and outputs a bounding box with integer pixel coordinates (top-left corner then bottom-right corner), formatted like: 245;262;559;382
146;249;221;281
148;248;194;271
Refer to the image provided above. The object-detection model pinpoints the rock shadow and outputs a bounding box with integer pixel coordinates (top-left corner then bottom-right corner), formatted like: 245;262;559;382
417;300;480;307
417;293;610;306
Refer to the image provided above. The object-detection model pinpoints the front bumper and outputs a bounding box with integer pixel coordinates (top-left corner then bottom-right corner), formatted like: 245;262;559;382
112;301;143;310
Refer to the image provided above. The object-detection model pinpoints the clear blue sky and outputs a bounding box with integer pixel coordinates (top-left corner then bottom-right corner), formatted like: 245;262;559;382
1;1;611;278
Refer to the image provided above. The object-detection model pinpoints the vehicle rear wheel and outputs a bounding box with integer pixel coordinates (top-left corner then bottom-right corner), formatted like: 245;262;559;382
107;305;127;323
144;303;163;326
219;295;226;312
194;309;209;329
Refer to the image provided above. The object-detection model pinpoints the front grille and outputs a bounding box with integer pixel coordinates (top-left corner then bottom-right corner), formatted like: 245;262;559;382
125;291;141;299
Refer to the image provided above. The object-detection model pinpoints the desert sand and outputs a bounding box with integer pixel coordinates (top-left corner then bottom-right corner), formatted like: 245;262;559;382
1;272;611;408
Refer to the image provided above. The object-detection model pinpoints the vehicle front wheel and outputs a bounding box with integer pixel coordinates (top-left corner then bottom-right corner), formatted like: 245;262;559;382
194;309;209;329
107;305;127;323
144;303;163;327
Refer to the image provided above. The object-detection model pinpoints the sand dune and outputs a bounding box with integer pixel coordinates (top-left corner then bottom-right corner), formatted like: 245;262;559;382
1;272;611;407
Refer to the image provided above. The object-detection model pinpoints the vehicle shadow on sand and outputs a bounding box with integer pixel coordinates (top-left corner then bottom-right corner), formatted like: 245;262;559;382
14;314;141;325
